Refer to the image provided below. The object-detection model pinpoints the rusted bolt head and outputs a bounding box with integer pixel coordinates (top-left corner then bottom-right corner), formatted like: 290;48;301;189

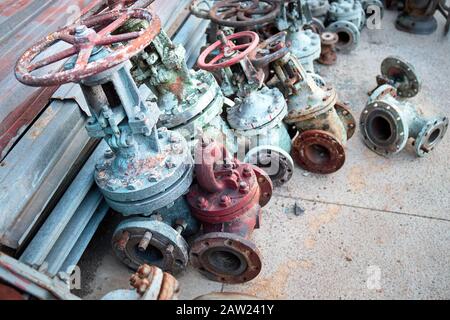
175;218;188;231
239;181;250;194
137;264;152;278
165;159;176;169
220;195;232;207
243;167;252;177
104;149;114;159
197;197;208;209
148;174;159;183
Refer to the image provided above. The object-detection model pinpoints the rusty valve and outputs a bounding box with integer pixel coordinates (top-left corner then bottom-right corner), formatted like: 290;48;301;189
186;139;273;284
317;31;338;65
102;264;180;300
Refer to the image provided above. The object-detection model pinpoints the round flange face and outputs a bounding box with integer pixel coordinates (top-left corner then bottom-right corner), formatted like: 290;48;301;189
15;9;161;87
334;101;356;140
321;31;339;45
326;21;360;52
112;218;189;275
415;117;449;157
359;100;409;155
292;130;346;174
190;232;262;284
251;165;273;207
245;145;294;187
209;0;280;28
380;56;421;98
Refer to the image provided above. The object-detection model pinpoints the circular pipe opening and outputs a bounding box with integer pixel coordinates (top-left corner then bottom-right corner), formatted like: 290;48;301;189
135;245;164;265
428;128;441;144
205;248;246;276
304;144;331;165
337;31;351;46
369;116;393;142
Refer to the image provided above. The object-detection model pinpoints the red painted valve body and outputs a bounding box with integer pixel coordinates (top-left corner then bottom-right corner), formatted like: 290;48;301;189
186;139;272;284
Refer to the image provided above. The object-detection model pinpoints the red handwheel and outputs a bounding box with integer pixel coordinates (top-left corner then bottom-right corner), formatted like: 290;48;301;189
197;31;259;71
15;9;161;87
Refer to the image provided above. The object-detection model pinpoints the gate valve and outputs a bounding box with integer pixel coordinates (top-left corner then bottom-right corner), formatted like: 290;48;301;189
360;84;448;157
199;31;295;187
307;0;330;21
209;0;281;28
317;31;338;65
15;9;196;275
396;0;441;35
271;48;355;174
370;56;421;98
186;139;273;284
128;22;237;154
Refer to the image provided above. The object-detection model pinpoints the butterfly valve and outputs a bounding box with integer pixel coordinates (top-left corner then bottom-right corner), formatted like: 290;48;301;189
198;31;295;187
15;9;196;275
186;138;273;283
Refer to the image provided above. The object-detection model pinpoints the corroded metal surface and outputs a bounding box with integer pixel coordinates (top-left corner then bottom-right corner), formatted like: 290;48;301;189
187;139;272;283
360;83;448;157
317;31;338;65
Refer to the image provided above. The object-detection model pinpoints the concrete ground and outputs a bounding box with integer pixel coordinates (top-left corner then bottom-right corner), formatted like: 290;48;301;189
77;11;450;300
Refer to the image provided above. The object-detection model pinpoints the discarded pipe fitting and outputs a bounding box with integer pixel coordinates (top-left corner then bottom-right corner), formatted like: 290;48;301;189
272;49;355;173
198;31;294;186
102;264;180;300
327;0;366;30
128;25;237;154
187;139;273;284
307;0;331;21
396;0;440;35
318;31;338;65
325;20;360;52
371;56;421;98
360;84;448;157
15;10;196;274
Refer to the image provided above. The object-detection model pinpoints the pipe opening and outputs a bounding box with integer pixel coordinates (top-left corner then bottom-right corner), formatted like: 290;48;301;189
428;128;441;144
135;245;164;264
369;116;393;142
337;31;351;46
304;144;331;165
205;248;246;275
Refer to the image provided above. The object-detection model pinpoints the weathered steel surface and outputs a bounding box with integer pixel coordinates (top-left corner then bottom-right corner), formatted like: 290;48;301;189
187;139;272;284
0;97;95;250
361;83;448;157
0;0;104;159
317;31;338;65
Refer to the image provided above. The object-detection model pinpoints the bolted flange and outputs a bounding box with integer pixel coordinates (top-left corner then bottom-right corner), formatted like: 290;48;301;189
244;145;294;187
360;84;448;157
112;218;190;275
190;232;262;284
317;32;338;65
292;129;346;174
325;20;360;52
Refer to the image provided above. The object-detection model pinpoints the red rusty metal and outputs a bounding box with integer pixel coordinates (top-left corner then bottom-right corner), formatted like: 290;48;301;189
15;9;162;87
0;283;24;300
0;0;104;159
292;129;346;174
129;264;179;299
187;138;272;284
197;30;259;71
249;31;289;69
334;101;356;140
318;32;338;65
209;0;280;28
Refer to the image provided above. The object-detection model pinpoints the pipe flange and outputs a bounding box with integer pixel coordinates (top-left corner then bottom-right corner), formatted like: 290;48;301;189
334;101;356;139
380;56;421;98
292;130;345;174
368;83;398;103
360;100;409;155
190;232;262;284
245;145;294;187
414;117;449;157
325;21;360;52
251;165;273;207
112;218;189;274
395;11;438;35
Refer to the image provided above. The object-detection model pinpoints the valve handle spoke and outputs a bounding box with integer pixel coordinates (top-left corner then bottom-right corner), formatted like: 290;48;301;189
28;46;79;72
75;45;95;67
97;31;142;45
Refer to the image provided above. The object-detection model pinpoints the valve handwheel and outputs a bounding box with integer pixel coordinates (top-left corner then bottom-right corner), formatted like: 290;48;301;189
210;0;280;27
250;31;290;68
197;31;259;71
15;9;161;87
